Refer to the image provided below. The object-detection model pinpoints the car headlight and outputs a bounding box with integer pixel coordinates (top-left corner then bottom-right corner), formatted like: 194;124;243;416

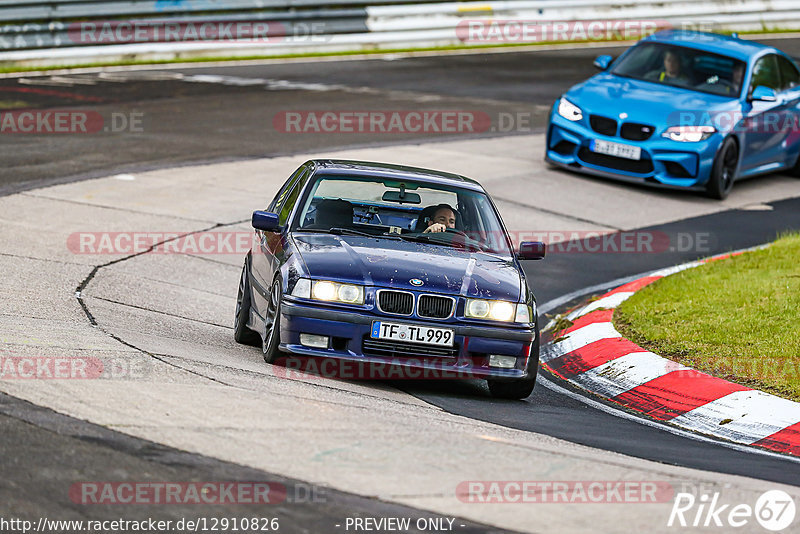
661;125;716;142
465;299;531;323
557;97;583;122
292;278;364;305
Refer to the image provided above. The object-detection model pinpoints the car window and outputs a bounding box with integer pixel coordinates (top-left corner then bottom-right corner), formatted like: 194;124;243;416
292;175;513;256
277;169;308;226
777;55;800;91
610;42;745;97
750;54;781;92
268;165;306;213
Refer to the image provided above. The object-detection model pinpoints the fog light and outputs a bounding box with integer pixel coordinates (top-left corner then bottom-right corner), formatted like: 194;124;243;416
300;333;329;349
489;355;517;369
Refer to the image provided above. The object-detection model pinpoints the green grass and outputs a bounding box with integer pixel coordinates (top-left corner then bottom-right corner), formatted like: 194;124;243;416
614;233;800;401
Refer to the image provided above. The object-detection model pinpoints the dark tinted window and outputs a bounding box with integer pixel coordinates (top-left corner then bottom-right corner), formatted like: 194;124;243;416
750;54;781;91
268;165;305;213
278;169;307;226
778;55;800;91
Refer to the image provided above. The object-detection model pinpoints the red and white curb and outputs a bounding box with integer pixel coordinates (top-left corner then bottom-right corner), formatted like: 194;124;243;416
541;250;800;458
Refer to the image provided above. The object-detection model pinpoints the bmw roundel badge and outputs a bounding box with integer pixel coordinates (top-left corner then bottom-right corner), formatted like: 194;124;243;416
410;278;424;286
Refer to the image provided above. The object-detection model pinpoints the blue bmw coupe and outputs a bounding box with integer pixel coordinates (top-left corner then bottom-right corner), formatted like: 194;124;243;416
546;30;800;199
234;160;546;399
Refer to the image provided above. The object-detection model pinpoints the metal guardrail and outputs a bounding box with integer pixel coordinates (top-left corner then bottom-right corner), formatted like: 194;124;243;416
1;0;800;66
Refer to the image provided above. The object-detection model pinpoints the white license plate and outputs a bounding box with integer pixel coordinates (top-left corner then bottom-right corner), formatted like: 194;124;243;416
371;321;454;347
591;139;641;160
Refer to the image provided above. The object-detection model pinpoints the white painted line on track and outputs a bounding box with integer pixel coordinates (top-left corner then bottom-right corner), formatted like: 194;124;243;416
537;373;800;464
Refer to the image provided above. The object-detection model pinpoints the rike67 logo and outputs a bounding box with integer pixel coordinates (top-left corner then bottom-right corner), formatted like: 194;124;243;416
668;489;796;531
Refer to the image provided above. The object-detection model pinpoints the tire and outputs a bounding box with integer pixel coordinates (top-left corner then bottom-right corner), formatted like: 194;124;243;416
488;330;539;400
789;152;800;177
488;377;536;400
262;277;283;364
233;261;261;346
705;137;738;200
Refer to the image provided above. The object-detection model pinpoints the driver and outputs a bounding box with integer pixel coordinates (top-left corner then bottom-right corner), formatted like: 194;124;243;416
647;49;689;84
423;204;457;233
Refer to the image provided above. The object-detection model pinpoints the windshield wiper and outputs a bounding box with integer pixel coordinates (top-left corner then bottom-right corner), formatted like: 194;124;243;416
396;232;492;252
299;227;400;240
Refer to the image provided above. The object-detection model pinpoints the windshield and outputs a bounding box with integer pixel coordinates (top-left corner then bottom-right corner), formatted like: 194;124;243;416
611;42;747;97
292;175;513;256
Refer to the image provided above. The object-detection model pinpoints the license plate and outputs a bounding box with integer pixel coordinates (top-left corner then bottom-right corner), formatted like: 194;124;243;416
590;139;641;160
371;321;454;347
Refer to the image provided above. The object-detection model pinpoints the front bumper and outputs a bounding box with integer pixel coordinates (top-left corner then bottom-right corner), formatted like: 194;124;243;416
546;112;721;189
277;298;538;381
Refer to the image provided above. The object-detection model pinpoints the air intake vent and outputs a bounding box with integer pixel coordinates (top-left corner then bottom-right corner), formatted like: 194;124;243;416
589;115;617;136
377;290;413;315
417;295;454;319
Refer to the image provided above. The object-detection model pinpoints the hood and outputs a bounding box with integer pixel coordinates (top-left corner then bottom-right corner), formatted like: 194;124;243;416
566;73;741;128
293;234;523;302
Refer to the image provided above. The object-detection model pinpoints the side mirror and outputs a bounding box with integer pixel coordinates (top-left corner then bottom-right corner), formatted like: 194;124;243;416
593;55;612;71
517;241;546;261
252;210;280;232
751;85;777;102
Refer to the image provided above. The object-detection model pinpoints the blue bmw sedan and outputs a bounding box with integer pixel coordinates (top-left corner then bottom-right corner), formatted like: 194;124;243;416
234;160;546;399
546;30;800;199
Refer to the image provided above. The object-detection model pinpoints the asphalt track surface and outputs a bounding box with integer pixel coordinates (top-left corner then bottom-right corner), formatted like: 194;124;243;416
4;39;799;193
2;39;800;530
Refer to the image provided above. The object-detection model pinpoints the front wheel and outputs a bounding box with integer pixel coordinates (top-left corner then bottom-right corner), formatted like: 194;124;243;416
234;261;260;346
488;378;536;400
789;152;800;177
705;137;738;200
262;277;283;364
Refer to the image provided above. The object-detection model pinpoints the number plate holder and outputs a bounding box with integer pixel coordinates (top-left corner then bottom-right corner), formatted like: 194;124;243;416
370;321;454;347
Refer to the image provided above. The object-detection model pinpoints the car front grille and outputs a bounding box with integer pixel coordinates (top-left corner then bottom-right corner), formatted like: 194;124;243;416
377;290;413;315
362;337;459;359
620;122;655;141
417;295;454;319
577;147;654;174
589;115;617;136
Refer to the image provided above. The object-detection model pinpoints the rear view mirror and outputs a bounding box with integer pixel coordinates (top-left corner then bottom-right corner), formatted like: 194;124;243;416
517;241;546;260
593;55;612;70
382;191;421;204
751;85;777;102
252;210;280;231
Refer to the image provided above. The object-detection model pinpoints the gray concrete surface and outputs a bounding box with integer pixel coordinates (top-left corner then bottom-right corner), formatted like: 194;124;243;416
2;133;799;533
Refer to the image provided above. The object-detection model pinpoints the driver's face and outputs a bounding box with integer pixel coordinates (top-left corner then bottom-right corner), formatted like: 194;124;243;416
664;52;680;75
430;208;456;229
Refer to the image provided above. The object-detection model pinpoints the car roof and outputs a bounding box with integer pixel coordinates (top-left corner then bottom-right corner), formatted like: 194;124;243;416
642;30;778;62
306;159;485;191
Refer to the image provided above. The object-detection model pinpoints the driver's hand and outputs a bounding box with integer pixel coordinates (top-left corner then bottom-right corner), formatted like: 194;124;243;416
424;223;446;233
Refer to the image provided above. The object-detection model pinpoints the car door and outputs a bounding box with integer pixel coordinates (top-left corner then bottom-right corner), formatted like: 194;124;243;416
740;54;790;173
776;54;800;168
251;165;307;315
